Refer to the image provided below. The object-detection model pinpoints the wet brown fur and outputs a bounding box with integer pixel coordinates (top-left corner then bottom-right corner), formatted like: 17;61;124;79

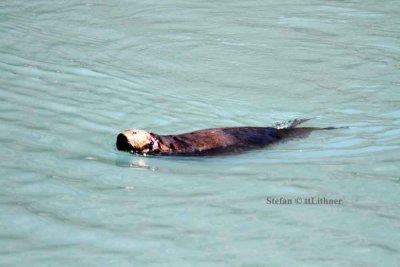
116;122;327;156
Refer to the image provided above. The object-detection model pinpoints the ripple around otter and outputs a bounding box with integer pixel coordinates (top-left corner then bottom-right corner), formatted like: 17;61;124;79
1;0;400;266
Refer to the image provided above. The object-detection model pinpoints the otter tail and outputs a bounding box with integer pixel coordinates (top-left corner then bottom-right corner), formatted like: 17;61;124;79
275;119;348;139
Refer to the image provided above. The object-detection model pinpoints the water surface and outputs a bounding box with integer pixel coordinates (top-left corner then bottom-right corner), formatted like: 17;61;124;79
1;0;400;266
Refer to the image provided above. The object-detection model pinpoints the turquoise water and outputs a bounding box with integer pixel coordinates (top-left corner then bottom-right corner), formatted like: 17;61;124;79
1;0;400;266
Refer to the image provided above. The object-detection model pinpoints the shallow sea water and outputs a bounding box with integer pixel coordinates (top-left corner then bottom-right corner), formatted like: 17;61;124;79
1;0;400;266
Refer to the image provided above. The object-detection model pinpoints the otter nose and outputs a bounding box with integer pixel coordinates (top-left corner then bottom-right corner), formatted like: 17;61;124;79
116;133;131;151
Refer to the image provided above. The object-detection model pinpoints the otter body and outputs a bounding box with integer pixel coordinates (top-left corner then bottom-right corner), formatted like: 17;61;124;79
116;119;337;156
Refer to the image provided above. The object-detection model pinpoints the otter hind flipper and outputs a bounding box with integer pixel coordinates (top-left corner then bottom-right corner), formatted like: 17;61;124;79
274;118;312;129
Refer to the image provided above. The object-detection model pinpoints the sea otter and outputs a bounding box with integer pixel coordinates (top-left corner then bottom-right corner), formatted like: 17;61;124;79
116;119;341;156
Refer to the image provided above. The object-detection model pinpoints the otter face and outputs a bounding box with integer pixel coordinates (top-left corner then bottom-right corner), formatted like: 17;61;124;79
116;129;158;154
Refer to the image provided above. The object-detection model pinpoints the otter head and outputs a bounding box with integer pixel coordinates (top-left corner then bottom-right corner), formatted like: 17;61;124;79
116;129;160;154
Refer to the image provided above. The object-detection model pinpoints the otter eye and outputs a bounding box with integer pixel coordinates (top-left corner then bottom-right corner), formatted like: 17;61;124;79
143;143;151;150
